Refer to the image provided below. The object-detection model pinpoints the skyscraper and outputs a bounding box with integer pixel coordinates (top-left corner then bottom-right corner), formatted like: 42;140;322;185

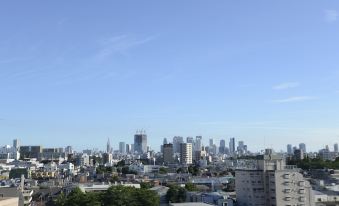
173;136;184;153
13;139;20;150
195;136;202;151
134;132;147;154
237;141;247;155
126;144;131;154
287;144;292;155
209;138;214;148
186;137;194;144
163;143;174;164
229;137;235;155
219;139;226;154
299;143;306;153
106;138;111;153
335;143;339;153
119;142;126;154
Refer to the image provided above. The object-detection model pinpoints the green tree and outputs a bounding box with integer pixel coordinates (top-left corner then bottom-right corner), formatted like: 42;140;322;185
83;192;101;206
54;192;67;206
140;182;153;189
159;167;168;174
102;185;159;206
135;188;160;206
166;185;186;203
185;183;197;191
54;185;159;206
65;187;86;206
116;160;125;167
188;165;200;176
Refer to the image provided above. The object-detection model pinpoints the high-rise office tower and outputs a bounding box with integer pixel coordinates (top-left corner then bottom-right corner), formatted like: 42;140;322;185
195;136;202;151
134;131;147;154
186;137;194;144
13;139;20;151
163;143;174;164
237;141;247;155
229;137;235;155
180;143;192;165
211;144;217;154
173;136;184;153
287;144;292;154
209;138;214;148
335;143;339;153
119;142;126;154
299;143;306;153
236;149;313;206
161;138;168;153
219;139;226;154
106;138;111;153
126;144;131;154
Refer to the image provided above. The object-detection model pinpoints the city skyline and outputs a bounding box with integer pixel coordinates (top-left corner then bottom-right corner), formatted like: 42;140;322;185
1;1;339;151
3;135;339;154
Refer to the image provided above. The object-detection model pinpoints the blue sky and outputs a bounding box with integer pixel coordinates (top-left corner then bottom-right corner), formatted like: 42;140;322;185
1;1;339;152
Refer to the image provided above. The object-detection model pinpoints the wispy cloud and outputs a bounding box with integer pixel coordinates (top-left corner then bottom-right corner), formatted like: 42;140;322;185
273;82;300;90
273;96;317;103
324;10;338;23
94;34;155;61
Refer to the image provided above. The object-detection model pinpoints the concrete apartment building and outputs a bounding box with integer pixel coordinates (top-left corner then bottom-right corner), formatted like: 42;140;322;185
235;149;314;206
180;143;193;165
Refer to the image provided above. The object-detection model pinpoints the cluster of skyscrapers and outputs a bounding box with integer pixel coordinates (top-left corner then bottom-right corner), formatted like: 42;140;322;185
162;136;248;165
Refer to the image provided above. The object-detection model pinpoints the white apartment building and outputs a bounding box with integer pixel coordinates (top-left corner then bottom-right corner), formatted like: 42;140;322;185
235;149;314;206
180;143;193;165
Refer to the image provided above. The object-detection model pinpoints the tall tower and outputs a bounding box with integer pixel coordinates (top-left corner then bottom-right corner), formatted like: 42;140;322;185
195;136;202;151
229;137;235;155
119;142;126;154
13;139;20;151
299;143;306;153
134;130;147;154
209;138;214;147
106;138;111;153
163;138;168;144
163;143;174;164
287;144;292;154
173;136;184;153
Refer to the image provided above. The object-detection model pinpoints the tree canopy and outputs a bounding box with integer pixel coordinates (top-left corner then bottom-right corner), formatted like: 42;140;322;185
288;157;339;170
166;184;186;203
54;186;159;206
